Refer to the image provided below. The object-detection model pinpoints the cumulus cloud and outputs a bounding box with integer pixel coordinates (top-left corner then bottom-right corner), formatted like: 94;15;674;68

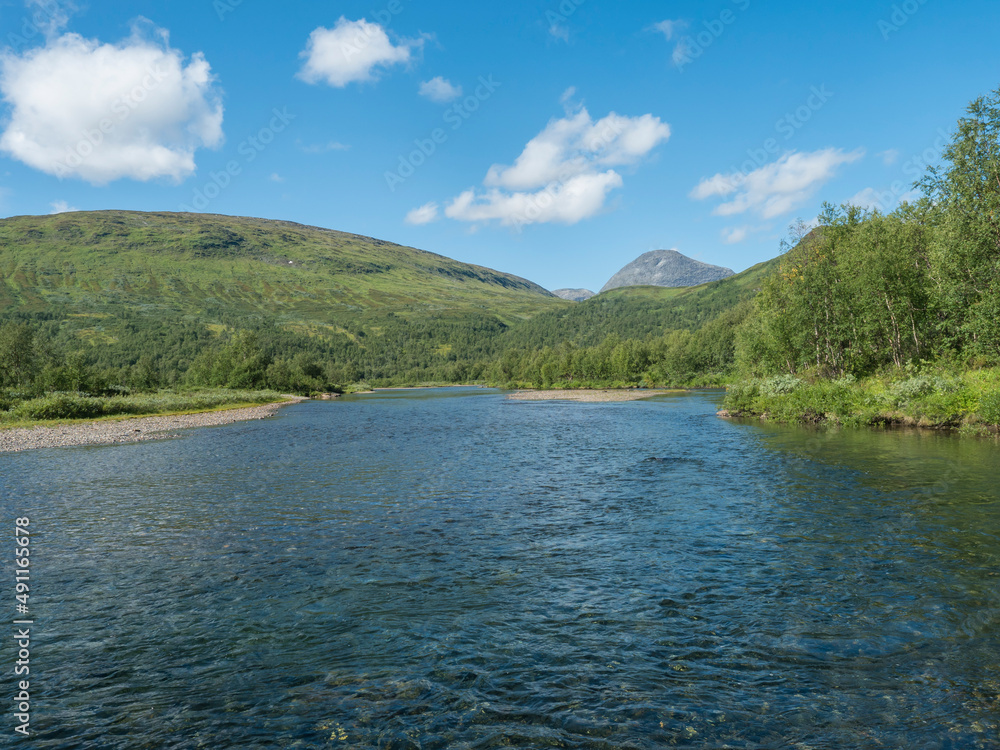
419;76;462;103
24;0;74;37
0;26;223;184
483;108;669;191
691;148;865;219
443;102;669;229
297;18;421;88
445;171;624;227
49;199;78;213
405;202;439;225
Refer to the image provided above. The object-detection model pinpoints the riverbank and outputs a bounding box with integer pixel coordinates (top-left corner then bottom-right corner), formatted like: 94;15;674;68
0;397;305;453
720;369;1000;434
508;389;682;402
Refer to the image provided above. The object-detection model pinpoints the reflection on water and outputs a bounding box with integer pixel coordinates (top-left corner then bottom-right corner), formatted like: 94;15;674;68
3;388;999;748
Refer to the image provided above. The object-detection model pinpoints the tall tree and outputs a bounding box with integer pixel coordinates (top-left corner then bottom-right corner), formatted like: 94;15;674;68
921;86;1000;357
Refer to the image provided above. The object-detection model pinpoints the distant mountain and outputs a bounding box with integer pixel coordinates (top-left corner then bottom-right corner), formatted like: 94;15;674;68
600;249;734;293
551;288;596;302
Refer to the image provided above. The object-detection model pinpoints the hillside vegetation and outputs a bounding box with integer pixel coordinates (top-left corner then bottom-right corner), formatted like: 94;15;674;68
0;210;767;401
724;84;1000;432
10;83;997;428
0;211;557;324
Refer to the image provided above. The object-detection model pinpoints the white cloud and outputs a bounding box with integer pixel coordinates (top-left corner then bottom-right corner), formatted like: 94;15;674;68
0;26;223;184
298;140;350;154
879;148;900;166
446;171;623;228
419;76;462;103
269;173;285;183
49;199;78;213
692;148;865;219
654;19;686;41
297;17;420;88
722;226;750;244
848;187;884;211
484;107;670;191
442;102;669;229
405;202;439;225
26;0;74;37
848;185;921;213
659;21;695;69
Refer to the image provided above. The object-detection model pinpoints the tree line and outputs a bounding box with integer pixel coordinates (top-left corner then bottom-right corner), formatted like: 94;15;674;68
735;86;1000;379
2;85;998;400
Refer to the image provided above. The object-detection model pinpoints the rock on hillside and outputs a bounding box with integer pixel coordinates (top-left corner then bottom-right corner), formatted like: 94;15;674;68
600;250;734;293
551;288;596;302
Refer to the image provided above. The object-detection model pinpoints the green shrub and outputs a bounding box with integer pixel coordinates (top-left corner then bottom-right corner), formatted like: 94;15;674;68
759;374;803;396
2;389;283;424
889;375;955;405
723;380;761;413
977;389;1000;425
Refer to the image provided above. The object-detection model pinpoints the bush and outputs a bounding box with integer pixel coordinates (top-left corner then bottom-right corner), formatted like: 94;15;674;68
723;380;761;414
11;394;105;421
759;374;803;396
976;389;1000;425
3;389;284;423
889;375;955;405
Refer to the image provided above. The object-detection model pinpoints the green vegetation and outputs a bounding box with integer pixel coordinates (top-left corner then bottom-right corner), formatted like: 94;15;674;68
724;85;1000;430
0;213;771;415
0;389;286;426
3;85;999;433
724;368;1000;432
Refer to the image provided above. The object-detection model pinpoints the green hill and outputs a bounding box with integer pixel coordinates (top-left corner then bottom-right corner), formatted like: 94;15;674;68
500;256;781;348
0;210;777;387
0;210;562;327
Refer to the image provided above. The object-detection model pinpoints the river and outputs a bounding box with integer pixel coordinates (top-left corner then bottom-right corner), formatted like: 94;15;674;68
2;388;998;748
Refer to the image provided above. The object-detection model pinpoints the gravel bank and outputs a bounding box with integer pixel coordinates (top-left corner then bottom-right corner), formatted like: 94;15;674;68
507;389;679;402
0;399;305;454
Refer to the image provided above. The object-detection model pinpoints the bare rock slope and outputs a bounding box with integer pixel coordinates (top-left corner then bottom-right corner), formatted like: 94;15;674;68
551;288;596;302
601;250;734;293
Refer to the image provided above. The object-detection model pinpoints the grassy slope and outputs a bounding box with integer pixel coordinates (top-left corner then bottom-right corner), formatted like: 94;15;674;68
0;211;565;330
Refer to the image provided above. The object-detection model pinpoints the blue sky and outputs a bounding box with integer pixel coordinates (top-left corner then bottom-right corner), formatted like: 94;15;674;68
1;0;999;292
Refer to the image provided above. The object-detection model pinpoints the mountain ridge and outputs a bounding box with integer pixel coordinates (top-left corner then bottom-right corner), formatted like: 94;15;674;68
551;288;596;302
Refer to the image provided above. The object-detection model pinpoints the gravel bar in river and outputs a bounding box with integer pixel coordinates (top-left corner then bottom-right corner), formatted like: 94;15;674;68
0;399;305;453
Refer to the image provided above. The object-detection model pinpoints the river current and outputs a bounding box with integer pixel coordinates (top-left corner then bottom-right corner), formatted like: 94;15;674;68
2;388;998;748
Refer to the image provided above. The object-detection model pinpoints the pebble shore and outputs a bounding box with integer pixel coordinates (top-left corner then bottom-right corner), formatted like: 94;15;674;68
0;399;305;454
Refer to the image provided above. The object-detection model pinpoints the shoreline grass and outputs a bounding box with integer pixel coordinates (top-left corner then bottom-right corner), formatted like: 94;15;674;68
0;389;295;430
720;368;1000;436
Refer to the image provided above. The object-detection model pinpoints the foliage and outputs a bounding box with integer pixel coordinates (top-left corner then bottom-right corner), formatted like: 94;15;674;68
1;389;283;424
3;86;1000;419
723;367;1000;429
